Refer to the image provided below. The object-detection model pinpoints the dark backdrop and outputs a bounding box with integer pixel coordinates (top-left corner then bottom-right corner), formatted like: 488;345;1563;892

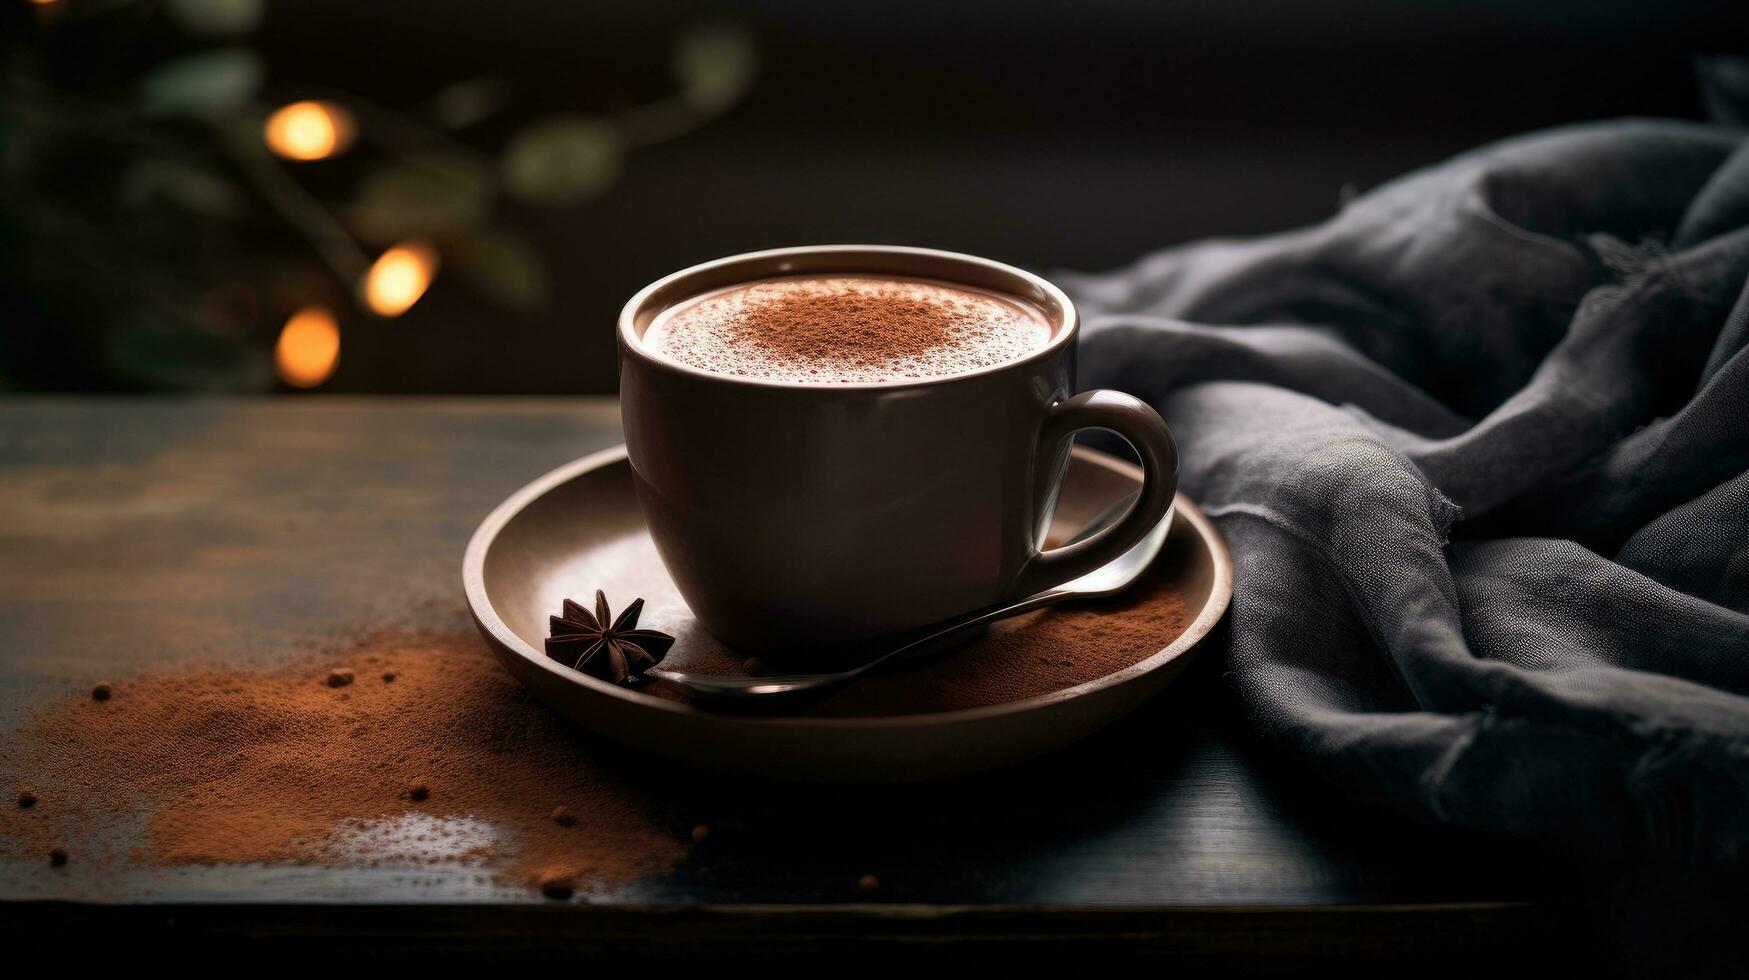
18;0;1749;393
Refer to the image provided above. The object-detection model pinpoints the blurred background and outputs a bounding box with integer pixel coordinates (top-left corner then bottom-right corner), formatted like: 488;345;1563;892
1;0;1743;395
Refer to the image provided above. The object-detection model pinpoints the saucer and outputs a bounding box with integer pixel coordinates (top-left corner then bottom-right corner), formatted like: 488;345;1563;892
463;444;1232;782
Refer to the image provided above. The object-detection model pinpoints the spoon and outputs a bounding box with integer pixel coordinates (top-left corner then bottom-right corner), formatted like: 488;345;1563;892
649;490;1165;710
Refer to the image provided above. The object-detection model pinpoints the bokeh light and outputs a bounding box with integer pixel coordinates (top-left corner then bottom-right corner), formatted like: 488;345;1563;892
263;101;357;162
275;306;341;388
363;241;439;317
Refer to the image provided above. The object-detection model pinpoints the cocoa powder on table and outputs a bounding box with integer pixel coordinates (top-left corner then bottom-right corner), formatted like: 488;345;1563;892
1;576;1192;891
0;627;687;893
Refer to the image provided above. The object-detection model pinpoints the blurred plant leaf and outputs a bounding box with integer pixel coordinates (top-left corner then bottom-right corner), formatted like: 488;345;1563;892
166;0;265;36
501;117;620;206
123;158;247;218
107;315;273;392
350;153;491;243
448;227;548;312
140;48;262;117
673;23;755;113
427;77;509;130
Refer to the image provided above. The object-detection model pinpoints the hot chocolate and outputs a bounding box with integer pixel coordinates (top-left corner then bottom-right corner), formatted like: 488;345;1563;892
641;275;1054;383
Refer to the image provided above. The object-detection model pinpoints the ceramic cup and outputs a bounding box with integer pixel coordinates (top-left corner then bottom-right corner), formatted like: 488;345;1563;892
618;245;1178;653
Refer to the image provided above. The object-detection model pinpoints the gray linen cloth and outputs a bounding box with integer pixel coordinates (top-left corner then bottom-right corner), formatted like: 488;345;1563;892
1064;119;1749;867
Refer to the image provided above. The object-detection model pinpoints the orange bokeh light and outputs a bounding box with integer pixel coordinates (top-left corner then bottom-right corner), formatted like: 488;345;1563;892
362;241;439;317
263;101;356;162
275;306;341;388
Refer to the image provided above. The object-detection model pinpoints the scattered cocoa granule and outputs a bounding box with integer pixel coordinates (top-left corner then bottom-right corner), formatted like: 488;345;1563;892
858;873;878;892
650;559;1193;716
407;782;429;803
17;788;34;809
90;683;112;702
0;628;688;894
382;672;396;683
326;668;355;688
540;873;574;900
690;824;710;843
551;806;576;827
49;848;67;867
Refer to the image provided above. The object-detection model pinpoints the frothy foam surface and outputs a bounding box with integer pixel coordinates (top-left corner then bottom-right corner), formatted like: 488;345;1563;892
642;276;1054;383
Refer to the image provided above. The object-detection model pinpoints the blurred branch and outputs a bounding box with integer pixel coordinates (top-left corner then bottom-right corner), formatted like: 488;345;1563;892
618;22;757;147
421;76;509;131
1;7;758;392
299;82;498;178
613;94;716;148
221;125;369;282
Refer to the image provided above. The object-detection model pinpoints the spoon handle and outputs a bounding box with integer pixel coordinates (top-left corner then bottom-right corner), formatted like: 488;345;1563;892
837;495;1142;677
651;491;1143;706
648;587;1076;706
864;587;1074;671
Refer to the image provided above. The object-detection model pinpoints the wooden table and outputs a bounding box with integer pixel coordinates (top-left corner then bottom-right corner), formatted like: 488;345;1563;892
0;398;1581;969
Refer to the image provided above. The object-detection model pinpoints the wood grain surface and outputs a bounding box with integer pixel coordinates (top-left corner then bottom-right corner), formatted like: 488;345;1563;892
0;398;1585;967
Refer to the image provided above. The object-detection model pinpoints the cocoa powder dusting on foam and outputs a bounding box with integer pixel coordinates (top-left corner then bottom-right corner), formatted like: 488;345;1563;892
0;628;685;892
645;276;1051;383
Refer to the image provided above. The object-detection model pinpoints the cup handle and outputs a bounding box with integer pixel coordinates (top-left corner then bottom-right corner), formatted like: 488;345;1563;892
1010;389;1179;598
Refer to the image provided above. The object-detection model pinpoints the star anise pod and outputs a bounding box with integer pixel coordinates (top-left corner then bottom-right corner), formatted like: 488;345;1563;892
545;590;675;685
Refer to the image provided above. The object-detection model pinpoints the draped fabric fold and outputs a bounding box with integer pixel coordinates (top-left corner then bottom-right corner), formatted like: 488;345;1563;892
1066;119;1749;866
